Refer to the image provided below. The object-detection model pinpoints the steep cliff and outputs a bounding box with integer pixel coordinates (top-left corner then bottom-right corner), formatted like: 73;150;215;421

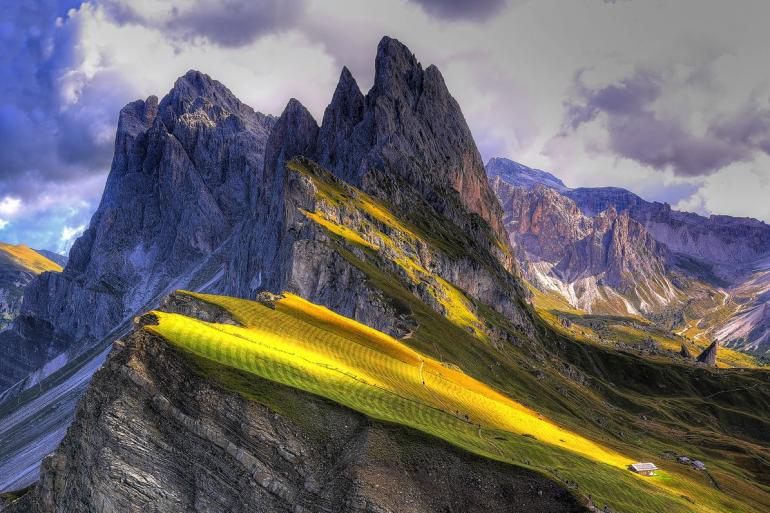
0;244;62;330
0;244;64;388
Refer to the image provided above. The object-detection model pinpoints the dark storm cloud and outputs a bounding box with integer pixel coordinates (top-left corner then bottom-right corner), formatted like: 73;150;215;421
102;0;306;48
0;0;107;199
564;68;770;176
0;0;114;250
565;69;661;128
410;0;509;22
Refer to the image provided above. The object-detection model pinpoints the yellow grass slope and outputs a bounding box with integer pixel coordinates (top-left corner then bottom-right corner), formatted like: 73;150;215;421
0;243;62;274
145;291;757;513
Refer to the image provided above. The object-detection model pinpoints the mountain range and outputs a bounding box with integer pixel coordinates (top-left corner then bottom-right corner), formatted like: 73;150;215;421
0;37;769;513
489;157;770;357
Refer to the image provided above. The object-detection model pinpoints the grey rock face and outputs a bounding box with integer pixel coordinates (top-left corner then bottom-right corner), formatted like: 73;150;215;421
1;71;276;392
0;263;39;331
555;208;669;291
0;247;66;389
317;37;509;252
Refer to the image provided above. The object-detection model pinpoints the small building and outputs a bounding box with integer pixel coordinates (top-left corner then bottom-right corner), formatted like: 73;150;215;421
677;456;691;464
692;460;706;470
629;462;658;476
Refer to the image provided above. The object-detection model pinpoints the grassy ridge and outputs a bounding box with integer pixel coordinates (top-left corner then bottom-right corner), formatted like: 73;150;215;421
147;292;760;513
0;243;62;274
284;158;769;511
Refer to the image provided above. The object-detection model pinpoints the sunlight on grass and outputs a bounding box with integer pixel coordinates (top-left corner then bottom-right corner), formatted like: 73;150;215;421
146;291;759;513
0;243;62;274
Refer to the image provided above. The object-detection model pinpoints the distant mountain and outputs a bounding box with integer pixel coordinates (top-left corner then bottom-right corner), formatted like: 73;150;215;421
487;157;567;191
34;250;67;268
489;157;770;354
492;177;682;316
0;243;62;330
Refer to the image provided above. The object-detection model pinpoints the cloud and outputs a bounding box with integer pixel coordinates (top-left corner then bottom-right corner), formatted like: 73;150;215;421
101;0;306;47
0;0;332;251
0;1;114;250
561;67;770;176
58;223;86;253
409;0;510;21
0;197;21;217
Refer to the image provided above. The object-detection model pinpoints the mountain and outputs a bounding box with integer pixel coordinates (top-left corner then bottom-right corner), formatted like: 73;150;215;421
0;71;277;394
0;243;63;330
487;157;567;192
489;157;770;356
492;177;682;317
0;36;529;497
3;39;770;513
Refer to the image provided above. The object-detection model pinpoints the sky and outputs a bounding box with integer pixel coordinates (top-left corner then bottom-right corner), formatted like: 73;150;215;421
2;0;770;253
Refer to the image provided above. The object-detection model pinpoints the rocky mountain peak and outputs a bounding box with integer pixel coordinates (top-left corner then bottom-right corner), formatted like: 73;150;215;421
366;36;508;244
487;157;567;191
315;36;509;252
165;70;241;111
696;341;719;366
262;98;319;204
316;67;365;184
371;36;424;102
158;70;265;133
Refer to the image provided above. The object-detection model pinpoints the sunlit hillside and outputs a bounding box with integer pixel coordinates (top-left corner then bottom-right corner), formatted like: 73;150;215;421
148;291;768;513
527;283;761;369
0;243;62;274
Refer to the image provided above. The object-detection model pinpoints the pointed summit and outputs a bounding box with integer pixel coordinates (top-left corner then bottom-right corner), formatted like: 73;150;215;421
262;98;319;202
158;70;259;129
315;36;509;249
371;36;423;102
696;340;719;366
317;67;365;183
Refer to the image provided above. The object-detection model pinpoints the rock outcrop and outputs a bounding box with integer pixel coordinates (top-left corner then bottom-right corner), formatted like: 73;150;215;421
696;341;719;366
